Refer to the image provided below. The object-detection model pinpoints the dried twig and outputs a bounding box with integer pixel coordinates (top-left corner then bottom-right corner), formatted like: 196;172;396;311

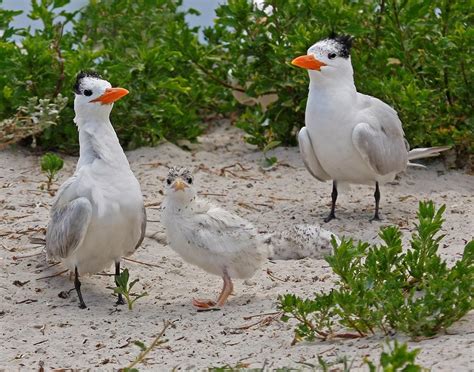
36;269;68;281
234;312;282;330
199;192;228;197
34;261;60;274
12;251;44;260
220;162;252;174
0;243;15;252
123;257;163;268
221;169;259;181
268;196;301;202
141;162;168;168
254;202;273;208
242;311;281;321
237;202;260;211
16;298;38;304
145;201;161;208
266;268;287;282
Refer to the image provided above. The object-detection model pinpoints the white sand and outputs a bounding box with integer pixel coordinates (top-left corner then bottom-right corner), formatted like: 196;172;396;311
0;122;473;370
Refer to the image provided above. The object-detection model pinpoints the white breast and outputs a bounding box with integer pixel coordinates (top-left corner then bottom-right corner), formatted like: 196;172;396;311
305;90;382;183
65;165;144;274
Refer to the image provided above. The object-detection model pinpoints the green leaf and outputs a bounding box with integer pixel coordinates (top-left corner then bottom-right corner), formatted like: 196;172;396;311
133;340;147;351
40;153;64;173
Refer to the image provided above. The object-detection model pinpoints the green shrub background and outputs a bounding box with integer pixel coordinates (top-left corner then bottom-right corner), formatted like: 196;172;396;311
0;0;472;162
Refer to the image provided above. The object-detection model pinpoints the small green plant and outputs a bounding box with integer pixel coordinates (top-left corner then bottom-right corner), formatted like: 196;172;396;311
113;268;148;311
40;152;63;192
316;355;353;372
207;363;251;372
260;140;281;170
279;201;473;343
315;341;425;372
123;321;171;371
365;341;425;372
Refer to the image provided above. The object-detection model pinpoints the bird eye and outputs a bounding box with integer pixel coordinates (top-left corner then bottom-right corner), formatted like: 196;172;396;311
187;177;193;184
166;178;171;185
84;89;93;96
328;53;336;60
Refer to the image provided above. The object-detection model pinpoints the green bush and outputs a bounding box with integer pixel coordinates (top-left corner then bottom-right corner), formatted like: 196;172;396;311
0;0;227;152
1;0;78;149
0;0;472;162
279;201;473;343
202;0;473;160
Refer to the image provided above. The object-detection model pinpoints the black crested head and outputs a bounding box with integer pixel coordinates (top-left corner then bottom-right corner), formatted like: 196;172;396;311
73;70;102;94
327;33;353;58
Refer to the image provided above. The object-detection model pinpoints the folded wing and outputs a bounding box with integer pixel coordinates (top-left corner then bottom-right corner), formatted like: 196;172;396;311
46;179;92;259
352;97;408;176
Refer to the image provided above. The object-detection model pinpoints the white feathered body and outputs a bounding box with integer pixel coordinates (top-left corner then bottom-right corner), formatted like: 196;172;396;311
47;120;144;275
161;197;267;279
305;83;407;185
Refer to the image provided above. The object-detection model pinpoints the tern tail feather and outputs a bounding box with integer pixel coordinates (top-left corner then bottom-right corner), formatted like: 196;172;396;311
264;224;338;260
407;146;451;161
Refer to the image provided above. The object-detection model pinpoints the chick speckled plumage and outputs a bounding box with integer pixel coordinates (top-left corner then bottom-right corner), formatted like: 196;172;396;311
161;167;267;309
161;167;338;309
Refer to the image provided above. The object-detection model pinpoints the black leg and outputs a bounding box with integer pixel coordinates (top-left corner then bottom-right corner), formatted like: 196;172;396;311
115;261;125;305
324;181;338;223
74;266;87;309
370;182;381;221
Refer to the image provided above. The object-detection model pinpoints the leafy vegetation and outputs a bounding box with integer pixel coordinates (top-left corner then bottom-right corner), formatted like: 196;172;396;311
40;152;63;192
365;341;425;372
0;95;67;150
279;201;473;343
0;0;227;152
113;268;148;311
207;341;426;371
0;1;471;164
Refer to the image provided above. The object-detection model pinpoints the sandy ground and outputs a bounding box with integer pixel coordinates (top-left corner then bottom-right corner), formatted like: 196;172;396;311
0;122;473;370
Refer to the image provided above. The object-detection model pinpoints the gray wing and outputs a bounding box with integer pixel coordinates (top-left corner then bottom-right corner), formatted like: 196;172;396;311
133;205;147;251
46;197;92;259
352;97;408;175
183;204;257;256
298;127;331;181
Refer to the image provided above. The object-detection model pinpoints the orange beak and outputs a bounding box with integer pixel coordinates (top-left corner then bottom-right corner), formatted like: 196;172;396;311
173;179;187;191
291;54;327;71
90;87;129;105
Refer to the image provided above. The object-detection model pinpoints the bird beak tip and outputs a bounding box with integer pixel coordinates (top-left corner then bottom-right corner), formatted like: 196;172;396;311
90;87;129;105
292;54;326;71
173;180;186;191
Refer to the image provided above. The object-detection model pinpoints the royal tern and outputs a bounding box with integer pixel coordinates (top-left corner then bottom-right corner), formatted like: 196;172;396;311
292;34;450;221
46;71;146;308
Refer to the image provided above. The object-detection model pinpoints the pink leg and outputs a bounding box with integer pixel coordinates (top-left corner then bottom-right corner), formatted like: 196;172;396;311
192;270;233;309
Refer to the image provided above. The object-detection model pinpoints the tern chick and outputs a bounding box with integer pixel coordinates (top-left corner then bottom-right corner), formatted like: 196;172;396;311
161;167;337;309
46;71;146;309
